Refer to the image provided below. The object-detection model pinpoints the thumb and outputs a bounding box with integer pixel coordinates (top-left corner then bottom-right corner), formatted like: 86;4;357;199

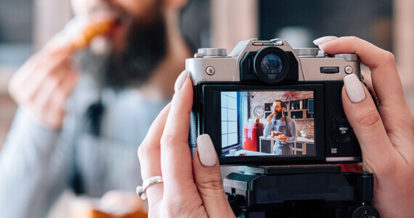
342;74;395;173
193;134;235;218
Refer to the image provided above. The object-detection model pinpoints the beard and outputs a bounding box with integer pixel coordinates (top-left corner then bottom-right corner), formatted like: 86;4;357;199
275;111;283;120
74;8;167;90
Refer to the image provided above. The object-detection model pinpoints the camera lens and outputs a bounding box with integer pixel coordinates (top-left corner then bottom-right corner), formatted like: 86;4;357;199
254;47;290;84
260;54;283;75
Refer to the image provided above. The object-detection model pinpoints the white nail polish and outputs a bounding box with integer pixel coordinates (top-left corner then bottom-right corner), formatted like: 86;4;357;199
344;74;366;103
174;70;188;92
313;36;338;46
197;134;217;167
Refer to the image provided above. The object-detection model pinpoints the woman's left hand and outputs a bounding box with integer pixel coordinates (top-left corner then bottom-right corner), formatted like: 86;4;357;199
137;72;235;218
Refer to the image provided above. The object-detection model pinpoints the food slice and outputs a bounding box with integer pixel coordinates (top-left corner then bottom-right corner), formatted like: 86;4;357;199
276;135;289;141
70;19;114;50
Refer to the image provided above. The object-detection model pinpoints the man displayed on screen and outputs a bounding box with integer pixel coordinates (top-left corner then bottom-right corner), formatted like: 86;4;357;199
263;100;297;155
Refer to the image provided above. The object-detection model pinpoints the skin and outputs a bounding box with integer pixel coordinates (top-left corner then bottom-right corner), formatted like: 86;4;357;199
320;36;414;218
266;101;288;142
139;36;414;218
138;78;235;218
266;101;284;122
8;0;190;129
8;43;78;129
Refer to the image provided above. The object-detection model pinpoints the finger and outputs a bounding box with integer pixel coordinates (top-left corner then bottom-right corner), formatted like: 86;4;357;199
360;71;378;103
9;40;73;98
137;103;171;207
41;39;74;55
54;68;79;100
45;70;78;112
8;55;46;101
193;135;235;218
361;71;373;91
320;36;410;115
160;77;198;199
342;75;401;175
320;36;412;144
23;54;74;103
37;71;78;129
32;64;75;108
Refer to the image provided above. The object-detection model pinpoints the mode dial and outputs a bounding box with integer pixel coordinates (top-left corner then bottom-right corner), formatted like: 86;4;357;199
197;48;227;57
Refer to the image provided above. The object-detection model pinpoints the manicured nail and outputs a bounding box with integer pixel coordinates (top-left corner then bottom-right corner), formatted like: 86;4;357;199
344;74;366;103
313;36;338;46
197;134;217;167
174;70;188;92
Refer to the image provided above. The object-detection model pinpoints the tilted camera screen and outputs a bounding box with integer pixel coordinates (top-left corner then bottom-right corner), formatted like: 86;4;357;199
220;90;315;157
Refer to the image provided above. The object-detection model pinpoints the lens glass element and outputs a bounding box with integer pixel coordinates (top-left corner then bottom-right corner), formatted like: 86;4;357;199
260;54;283;75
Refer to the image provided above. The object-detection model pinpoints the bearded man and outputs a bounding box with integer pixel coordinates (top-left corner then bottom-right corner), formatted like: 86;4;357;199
263;100;297;155
0;0;191;217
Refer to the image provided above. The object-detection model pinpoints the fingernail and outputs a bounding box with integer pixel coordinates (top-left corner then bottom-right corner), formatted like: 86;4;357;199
197;134;217;167
174;70;188;92
313;36;338;46
344;74;366;103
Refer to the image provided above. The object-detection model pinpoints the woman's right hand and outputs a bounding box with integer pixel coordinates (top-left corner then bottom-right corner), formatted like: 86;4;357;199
316;36;414;217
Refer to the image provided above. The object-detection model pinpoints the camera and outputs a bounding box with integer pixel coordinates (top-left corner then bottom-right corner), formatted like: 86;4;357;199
187;38;362;165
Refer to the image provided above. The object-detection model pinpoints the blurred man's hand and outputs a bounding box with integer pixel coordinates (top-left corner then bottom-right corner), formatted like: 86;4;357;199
8;42;78;129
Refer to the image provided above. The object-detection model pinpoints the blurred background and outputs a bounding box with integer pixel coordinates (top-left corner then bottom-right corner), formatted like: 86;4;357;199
0;0;413;216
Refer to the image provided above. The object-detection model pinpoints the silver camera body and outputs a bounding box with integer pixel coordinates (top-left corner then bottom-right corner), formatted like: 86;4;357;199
186;38;360;85
187;38;363;165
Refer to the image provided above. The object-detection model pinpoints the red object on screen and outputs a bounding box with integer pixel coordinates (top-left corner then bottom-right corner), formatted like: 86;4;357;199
338;163;363;173
243;122;263;151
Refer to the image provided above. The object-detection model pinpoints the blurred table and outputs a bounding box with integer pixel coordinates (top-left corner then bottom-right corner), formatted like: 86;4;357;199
259;136;315;155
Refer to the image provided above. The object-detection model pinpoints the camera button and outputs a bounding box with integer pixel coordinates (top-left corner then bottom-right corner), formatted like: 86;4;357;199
334;124;353;143
252;42;264;46
336;137;352;144
338;126;349;135
270;38;284;45
344;66;353;74
205;66;215;75
335;117;347;123
198;48;227;57
320;67;340;74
